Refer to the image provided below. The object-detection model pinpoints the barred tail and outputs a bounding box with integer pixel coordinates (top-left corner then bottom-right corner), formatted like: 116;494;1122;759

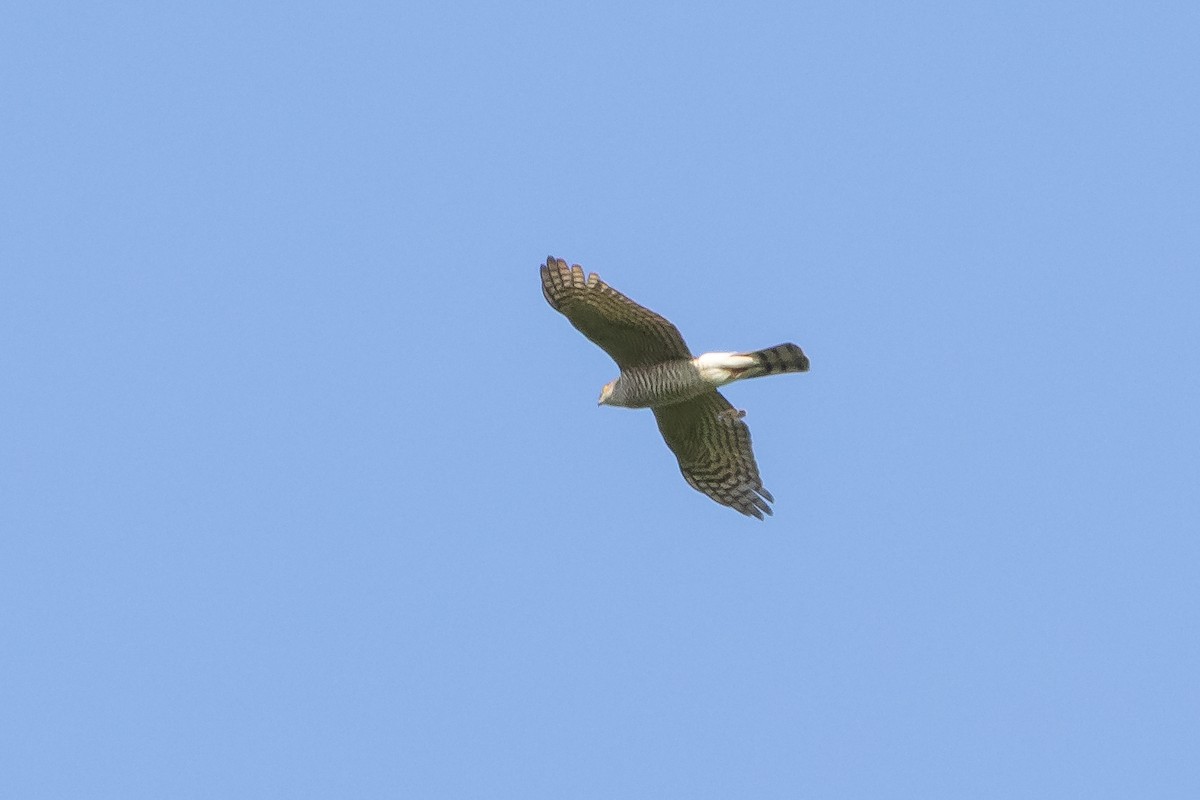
739;343;810;379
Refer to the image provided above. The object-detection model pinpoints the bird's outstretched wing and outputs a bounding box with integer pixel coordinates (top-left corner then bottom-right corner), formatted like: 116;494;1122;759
652;391;774;519
541;256;692;369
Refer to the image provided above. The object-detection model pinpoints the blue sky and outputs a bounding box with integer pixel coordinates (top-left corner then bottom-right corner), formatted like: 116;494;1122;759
3;2;1198;797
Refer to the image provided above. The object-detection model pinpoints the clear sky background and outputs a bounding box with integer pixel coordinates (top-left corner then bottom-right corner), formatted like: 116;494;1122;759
3;2;1198;798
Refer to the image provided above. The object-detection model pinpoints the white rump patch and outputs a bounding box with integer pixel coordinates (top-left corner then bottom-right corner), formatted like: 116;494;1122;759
694;351;756;386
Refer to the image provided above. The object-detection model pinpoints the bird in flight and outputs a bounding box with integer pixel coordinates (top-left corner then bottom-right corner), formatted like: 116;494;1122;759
540;256;809;519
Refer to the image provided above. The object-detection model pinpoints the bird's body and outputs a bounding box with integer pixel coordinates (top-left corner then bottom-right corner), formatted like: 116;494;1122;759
540;256;809;519
601;359;706;408
603;345;811;408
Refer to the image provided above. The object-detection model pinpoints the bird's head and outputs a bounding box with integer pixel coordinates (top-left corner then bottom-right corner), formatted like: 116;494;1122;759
598;380;617;406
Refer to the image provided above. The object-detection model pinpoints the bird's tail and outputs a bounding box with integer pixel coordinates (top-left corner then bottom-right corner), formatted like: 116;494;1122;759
737;343;810;379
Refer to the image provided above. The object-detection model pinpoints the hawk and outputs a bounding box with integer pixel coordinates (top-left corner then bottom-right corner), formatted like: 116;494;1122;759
540;256;809;519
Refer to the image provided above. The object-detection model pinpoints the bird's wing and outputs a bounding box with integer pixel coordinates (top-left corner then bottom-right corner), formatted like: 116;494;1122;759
541;256;692;369
652;391;774;519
